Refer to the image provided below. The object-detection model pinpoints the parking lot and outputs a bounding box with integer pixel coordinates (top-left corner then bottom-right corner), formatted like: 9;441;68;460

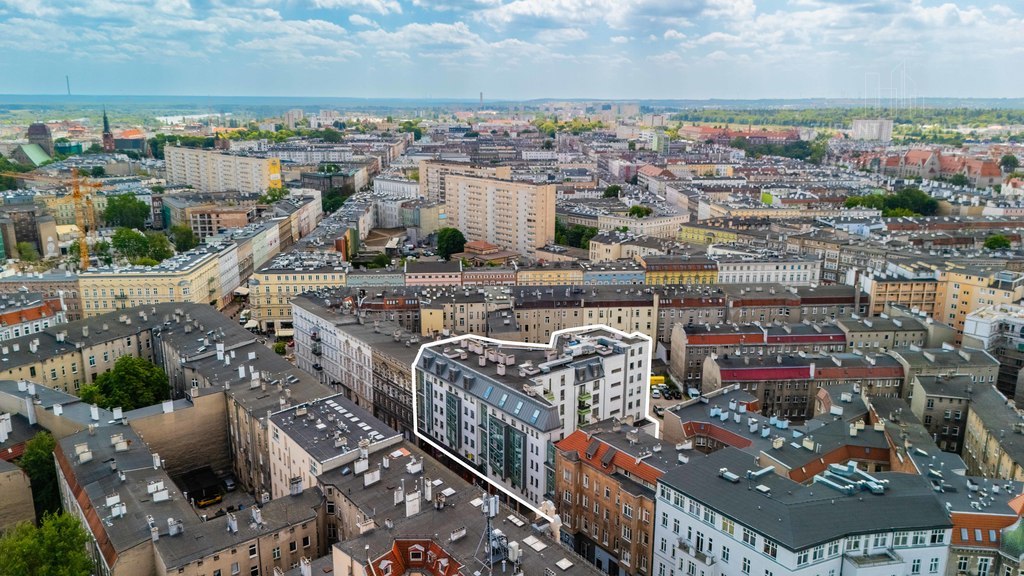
647;382;685;421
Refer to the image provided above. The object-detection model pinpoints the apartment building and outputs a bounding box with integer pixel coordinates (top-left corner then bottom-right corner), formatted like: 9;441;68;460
715;255;823;287
0;291;67;341
935;268;1024;343
909;375;972;453
55;423;327;576
516;262;585;286
888;346;999;401
858;266;940;316
554;423;669;576
589;231;672;263
0;271;82;320
963;303;1024;402
444;174;556;256
702;352;905;419
417;159;511;203
639;255;718;286
415;327;651;510
267;394;402;500
653;448;951;576
165;146;282;194
249;251;348;334
79;245;227;317
963;384;1024;481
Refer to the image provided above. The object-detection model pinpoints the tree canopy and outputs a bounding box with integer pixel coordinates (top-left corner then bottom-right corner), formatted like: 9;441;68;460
170;224;198;252
627;205;654;218
110;228;175;264
603;184;622;198
19;431;59;518
16;242;39;262
103;195;150;229
1000;154;1019;173
985;234;1012;250
554;219;599;249
844;187;938;217
80;355;170;411
436;227;467;260
0;513;92;576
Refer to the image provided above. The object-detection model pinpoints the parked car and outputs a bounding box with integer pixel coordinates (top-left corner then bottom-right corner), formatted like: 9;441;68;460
651;389;661;399
223;476;237;492
654;406;665;418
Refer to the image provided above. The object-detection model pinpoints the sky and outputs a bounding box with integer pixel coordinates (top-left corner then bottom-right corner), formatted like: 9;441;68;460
0;0;1021;100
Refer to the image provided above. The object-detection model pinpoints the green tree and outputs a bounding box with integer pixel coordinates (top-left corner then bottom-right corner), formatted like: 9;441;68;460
145;231;174;261
111;228;150;261
0;512;92;576
18;432;59;518
1000;154;1020;173
79;356;170;411
90;166;105;178
627;205;653;218
16;242;39;262
436;227;467;260
985;234;1012;250
258;188;288;204
603;184;622;198
92;240;113;266
170;224;197;252
103;195;150;229
883;207;917;218
949;173;971;187
369;253;391;268
273;342;287;355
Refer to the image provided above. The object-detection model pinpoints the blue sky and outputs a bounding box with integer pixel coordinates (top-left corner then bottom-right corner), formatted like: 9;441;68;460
0;0;1021;99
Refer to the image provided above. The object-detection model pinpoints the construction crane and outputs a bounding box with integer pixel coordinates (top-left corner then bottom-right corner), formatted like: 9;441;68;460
0;168;102;270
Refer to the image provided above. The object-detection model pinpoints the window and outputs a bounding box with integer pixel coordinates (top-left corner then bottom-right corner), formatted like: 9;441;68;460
661;512;668;528
702;507;715;525
929;557;939;573
250;567;259;576
741;558;750;575
912;531;927;546
873;534;887;548
893;532;909;547
722;517;735;535
673;519;680;534
742;528;756;547
623;504;633;519
289;542;297;553
272;547;280;560
930;529;945;544
812;545;824;561
721;546;730;563
797;550;809;566
622;526;632;542
912;559;921;575
978;558;991;576
231;563;240;576
762;540;777;558
249;544;257;558
302;536;310;548
957;556;968;572
827;541;840;556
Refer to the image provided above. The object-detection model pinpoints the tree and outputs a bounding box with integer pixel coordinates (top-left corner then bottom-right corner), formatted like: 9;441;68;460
258;187;288;204
92;240;113;266
16;242;39;262
369;253;391;268
603;184;622;198
170;224;197;252
145;231;174;261
103;195;150;229
18;432;59;518
1001;154;1020;173
0;512;92;576
273;342;287;355
90;166;105;178
949;173;971;187
79;356;169;411
985;234;1012;250
111;228;149;261
628;205;653;218
436;227;467;260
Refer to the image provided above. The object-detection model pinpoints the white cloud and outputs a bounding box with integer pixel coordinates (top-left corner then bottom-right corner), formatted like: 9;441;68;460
534;27;588;44
610;35;629;44
663;29;686;40
348;14;378;27
312;0;401;15
703;0;755;19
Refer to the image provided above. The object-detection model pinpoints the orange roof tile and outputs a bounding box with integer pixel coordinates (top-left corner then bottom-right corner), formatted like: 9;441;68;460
950;511;1019;548
555;430;662;485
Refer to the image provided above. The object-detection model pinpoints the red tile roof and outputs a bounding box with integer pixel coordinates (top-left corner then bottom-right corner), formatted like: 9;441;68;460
555;430;663;485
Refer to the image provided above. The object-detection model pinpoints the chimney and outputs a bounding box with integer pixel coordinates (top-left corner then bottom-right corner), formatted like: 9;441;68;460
299;558;312;576
90;405;100;421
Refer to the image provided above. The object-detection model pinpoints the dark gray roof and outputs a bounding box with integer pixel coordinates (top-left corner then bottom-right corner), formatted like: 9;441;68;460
270;394;402;465
327;441;603;576
913;375;973;399
659;448;952;551
965;384;1024;466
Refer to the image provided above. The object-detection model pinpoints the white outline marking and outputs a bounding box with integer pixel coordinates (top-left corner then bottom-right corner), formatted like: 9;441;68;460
411;324;657;520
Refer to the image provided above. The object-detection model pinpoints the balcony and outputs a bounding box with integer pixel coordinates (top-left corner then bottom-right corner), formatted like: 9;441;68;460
311;344;323;356
578;391;592;403
114;294;128;300
312;364;323;372
678;539;716;566
311;332;321;342
577;407;592;422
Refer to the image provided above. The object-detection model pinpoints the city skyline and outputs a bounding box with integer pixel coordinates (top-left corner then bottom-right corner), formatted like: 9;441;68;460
0;0;1022;100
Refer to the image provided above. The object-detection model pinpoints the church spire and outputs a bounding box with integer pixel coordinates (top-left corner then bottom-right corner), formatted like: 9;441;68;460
102;108;111;135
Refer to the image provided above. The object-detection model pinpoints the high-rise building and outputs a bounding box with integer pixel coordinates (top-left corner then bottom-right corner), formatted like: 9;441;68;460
164;146;282;194
26;123;53;156
444;174;555;256
418;160;511;203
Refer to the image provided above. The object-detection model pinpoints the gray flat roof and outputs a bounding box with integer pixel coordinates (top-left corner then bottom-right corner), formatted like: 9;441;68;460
327;441;603;576
659;447;952;551
270;394;402;465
